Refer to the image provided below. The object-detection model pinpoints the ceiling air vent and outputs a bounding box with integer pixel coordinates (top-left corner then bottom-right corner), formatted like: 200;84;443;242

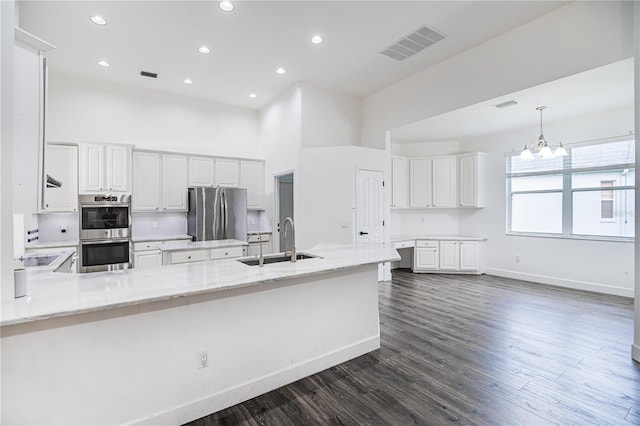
140;71;158;79
379;25;446;61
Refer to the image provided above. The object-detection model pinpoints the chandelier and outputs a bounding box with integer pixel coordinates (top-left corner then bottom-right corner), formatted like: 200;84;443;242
520;106;567;160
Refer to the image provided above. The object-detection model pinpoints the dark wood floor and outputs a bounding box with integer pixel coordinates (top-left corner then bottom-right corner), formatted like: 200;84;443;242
186;270;639;425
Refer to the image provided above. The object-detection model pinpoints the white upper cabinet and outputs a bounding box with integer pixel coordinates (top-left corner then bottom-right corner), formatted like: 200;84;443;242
43;143;78;212
458;152;487;208
391;157;409;208
240;160;264;209
162;154;188;211
132;151;187;212
409;159;432;208
216;158;239;187
432;156;457;208
188;156;215;187
132;151;161;211
79;143;131;193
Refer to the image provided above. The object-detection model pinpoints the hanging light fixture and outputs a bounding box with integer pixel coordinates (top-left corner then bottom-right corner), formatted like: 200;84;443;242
520;106;567;160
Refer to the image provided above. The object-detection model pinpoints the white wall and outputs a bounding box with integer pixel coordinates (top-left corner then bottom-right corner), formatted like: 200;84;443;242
47;70;261;158
362;1;634;149
300;83;362;148
459;106;635;297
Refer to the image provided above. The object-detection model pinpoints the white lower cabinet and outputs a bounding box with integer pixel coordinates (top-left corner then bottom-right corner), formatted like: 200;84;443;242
247;233;272;256
163;245;245;265
413;240;439;271
412;239;484;274
134;250;162;269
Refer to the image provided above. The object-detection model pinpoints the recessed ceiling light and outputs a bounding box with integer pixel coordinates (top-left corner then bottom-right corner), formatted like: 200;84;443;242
219;1;234;12
97;60;110;67
276;67;286;75
310;35;323;44
249;92;257;98
198;46;211;54
184;78;193;85
90;16;107;26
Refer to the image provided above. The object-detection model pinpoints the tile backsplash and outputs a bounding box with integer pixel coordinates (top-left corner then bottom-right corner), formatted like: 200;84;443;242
132;212;188;238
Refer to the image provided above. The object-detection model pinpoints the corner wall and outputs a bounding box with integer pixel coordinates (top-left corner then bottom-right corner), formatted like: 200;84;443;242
459;106;635;297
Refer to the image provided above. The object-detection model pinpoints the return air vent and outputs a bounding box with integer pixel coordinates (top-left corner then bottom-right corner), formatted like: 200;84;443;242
379;25;446;61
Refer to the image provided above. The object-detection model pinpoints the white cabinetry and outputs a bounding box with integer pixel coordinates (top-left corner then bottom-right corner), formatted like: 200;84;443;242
458;152;487;208
432;156;457;208
162;154;188;211
409;159;432;208
79;143;131;193
133;239;191;269
42;144;78;212
188;156;215;187
240;160;264;209
391;157;409;208
412;240;439;271
216;158;239;187
411;239;484;274
163;246;244;265
247;233;272;256
132;151;187;212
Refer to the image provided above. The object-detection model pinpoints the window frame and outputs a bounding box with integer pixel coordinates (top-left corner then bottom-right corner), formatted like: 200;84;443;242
505;136;635;242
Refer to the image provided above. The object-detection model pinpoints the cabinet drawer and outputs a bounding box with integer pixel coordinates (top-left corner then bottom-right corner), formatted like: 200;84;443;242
210;246;244;260
134;241;161;251
416;240;438;248
393;240;415;249
247;233;271;243
171;250;208;264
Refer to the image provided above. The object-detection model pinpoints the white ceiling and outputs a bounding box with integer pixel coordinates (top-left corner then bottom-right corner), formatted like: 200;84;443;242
390;58;635;143
18;0;568;110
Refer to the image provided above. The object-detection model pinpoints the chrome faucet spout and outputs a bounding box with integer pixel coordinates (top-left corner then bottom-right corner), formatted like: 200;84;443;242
249;232;264;267
283;217;296;262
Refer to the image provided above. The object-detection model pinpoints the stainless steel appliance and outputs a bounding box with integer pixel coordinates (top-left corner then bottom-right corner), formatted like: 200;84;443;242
188;187;247;242
78;194;132;273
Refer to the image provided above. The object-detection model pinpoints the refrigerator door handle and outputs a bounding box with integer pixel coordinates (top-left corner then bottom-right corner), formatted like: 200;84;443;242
222;190;228;239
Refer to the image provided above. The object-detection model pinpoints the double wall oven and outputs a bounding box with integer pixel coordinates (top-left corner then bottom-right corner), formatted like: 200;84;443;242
79;194;132;273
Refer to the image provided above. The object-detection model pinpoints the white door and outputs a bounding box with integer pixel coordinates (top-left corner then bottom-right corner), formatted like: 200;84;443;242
415;248;439;270
459;154;477;207
240;161;264;209
459;241;478;270
391;157;408;208
106;145;130;192
43;144;78;212
79;144;104;193
439;241;460;270
356;169;384;244
432;156;457;208
216;159;239;187
188;156;215;187
134;251;161;269
132;151;161;211
162;154;188;211
409;159;431;208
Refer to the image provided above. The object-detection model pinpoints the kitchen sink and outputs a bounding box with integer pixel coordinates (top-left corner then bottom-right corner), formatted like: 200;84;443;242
18;255;60;267
237;253;319;266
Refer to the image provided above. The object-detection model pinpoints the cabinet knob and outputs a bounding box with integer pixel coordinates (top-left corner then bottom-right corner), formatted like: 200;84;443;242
187;256;191;259
46;204;49;208
156;207;159;210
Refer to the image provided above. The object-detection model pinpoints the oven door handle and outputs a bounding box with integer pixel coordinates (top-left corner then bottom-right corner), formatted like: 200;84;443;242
80;239;130;245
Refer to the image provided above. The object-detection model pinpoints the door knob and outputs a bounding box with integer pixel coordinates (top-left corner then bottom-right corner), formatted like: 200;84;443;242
359;231;369;235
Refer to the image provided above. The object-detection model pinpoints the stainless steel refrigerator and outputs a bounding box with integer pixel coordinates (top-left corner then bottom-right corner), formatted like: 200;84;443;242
187;187;247;242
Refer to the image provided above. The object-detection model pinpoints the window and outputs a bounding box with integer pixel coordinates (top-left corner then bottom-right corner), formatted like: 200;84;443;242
506;138;635;239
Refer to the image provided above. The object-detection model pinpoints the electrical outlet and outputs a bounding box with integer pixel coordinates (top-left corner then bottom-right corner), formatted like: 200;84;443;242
515;255;521;263
199;351;209;369
152;222;158;229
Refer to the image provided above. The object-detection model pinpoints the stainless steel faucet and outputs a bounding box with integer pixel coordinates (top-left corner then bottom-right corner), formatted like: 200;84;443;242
249;232;264;267
283;217;296;262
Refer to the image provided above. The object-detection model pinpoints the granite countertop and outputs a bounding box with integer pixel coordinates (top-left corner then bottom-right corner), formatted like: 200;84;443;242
1;243;400;327
391;234;487;242
26;241;79;249
158;239;248;252
131;234;192;243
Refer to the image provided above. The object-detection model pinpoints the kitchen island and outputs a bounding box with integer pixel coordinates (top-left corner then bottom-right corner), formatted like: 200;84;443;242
1;243;399;425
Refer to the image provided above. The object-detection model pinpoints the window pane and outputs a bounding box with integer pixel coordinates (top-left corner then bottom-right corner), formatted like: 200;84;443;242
509;154;563;174
571;139;635;169
572;169;634;189
511;174;563;191
511;192;562;234
572;189;635;237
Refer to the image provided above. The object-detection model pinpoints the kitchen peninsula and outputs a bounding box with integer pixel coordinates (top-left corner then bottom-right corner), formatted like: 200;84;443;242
1;243;399;425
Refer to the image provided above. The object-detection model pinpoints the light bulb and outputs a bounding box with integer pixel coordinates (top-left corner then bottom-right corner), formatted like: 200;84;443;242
520;146;534;160
539;145;553;159
554;144;567;157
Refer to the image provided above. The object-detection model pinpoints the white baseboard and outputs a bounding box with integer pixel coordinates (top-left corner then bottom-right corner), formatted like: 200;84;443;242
133;335;381;425
485;267;634;298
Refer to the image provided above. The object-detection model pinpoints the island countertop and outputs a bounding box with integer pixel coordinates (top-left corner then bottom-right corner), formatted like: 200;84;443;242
1;243;400;327
157;238;248;252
